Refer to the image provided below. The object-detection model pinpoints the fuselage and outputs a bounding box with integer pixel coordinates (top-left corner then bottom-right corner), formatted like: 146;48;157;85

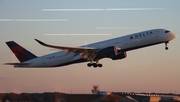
16;29;176;68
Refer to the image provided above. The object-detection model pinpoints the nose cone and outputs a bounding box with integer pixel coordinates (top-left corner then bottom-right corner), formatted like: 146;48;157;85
164;29;177;41
170;32;177;40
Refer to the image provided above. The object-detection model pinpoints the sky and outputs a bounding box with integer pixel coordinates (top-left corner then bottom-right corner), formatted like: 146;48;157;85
0;0;180;94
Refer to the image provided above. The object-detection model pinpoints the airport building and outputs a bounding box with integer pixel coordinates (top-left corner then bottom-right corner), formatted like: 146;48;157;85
0;86;180;102
91;86;180;102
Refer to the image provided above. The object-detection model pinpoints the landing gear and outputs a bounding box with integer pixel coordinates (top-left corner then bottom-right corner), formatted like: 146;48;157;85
165;47;168;50
165;42;169;50
87;63;92;67
87;63;103;68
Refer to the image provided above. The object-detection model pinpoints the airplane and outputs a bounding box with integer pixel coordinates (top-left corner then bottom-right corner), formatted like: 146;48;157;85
4;29;177;68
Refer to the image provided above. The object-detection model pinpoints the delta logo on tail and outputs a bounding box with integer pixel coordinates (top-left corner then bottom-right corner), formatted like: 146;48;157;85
6;41;37;63
11;46;27;62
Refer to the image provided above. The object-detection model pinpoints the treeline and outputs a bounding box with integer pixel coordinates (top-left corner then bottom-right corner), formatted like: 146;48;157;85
0;92;65;102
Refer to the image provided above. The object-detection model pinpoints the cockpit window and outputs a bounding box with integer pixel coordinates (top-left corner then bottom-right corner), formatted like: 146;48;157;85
165;30;170;33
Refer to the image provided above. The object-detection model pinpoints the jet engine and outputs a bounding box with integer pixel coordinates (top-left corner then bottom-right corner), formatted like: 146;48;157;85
110;51;127;60
95;46;127;60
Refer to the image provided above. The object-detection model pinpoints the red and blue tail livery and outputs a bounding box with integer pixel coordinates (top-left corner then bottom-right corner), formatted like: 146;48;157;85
6;41;37;62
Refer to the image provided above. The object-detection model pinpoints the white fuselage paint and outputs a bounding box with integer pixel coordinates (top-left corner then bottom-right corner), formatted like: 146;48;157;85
16;29;176;68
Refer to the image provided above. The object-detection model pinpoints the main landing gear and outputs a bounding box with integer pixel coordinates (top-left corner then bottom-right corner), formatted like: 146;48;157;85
165;41;169;50
87;63;103;68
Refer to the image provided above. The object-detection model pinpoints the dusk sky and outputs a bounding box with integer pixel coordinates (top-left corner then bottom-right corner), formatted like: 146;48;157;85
0;0;180;94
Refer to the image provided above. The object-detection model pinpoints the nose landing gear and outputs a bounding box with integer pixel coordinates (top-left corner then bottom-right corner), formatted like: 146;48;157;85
165;41;169;50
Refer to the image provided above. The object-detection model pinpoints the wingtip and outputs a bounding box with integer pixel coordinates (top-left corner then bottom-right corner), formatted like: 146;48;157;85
34;39;46;46
34;39;39;42
34;39;41;43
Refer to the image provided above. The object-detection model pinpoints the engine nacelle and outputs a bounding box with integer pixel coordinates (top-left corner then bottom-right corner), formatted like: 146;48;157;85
95;46;127;60
96;46;121;59
111;51;127;60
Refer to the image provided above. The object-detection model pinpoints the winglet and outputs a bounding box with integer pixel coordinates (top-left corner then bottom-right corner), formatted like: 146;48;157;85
35;39;60;49
34;39;47;46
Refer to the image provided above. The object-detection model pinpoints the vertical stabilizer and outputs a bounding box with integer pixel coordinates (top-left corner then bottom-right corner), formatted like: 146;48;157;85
6;41;37;62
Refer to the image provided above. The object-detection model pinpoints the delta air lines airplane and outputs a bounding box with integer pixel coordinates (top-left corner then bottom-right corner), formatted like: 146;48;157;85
4;29;176;68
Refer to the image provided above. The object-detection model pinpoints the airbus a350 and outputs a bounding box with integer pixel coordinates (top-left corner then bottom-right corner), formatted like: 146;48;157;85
4;29;176;68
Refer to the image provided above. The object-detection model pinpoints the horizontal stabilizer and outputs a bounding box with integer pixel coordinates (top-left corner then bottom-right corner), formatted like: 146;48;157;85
4;63;30;65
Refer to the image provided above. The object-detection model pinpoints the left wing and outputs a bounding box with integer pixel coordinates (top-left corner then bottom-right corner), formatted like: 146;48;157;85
34;39;98;60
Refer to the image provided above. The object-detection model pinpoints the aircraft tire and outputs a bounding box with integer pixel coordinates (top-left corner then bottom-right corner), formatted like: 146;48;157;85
93;63;97;68
87;63;92;67
165;47;168;50
98;64;102;67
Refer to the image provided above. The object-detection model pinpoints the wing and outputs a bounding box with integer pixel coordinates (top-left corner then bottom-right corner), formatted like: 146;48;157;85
34;39;98;60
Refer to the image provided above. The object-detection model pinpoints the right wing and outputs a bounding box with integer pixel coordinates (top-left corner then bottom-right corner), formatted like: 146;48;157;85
35;39;98;61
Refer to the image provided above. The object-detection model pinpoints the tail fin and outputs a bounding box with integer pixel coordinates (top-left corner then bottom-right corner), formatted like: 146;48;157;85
6;41;37;62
